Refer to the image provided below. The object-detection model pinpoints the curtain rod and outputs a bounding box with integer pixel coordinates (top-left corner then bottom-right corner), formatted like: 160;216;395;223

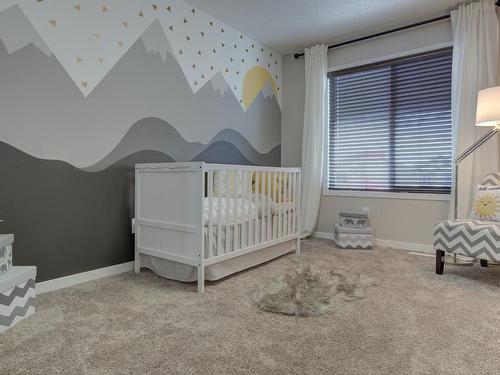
294;1;500;59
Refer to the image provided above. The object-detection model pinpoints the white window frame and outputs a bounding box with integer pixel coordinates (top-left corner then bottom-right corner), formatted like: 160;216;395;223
322;43;453;202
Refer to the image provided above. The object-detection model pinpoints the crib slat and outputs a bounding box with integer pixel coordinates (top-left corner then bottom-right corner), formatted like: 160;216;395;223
242;171;248;249
282;172;286;237
260;172;265;244
283;172;288;237
247;172;251;247
287;172;292;236
249;171;253;246
283;173;290;237
292;172;297;234
278;172;283;239
250;171;255;246
248;171;252;247
284;172;288;237
234;170;239;251
225;171;230;254
207;170;214;259
266;172;271;242
254;172;259;245
297;173;302;235
271;172;276;240
282;172;287;238
216;172;222;257
250;172;254;246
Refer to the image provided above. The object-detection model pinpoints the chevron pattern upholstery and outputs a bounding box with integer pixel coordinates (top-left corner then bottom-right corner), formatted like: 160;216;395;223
482;173;500;187
434;220;500;261
434;173;500;267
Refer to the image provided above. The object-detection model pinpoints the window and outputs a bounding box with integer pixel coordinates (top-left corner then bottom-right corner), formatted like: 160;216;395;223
327;49;453;194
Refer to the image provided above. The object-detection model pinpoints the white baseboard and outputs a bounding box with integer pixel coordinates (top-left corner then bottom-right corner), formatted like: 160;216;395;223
36;261;134;294
312;231;335;240
375;239;433;254
312;232;433;254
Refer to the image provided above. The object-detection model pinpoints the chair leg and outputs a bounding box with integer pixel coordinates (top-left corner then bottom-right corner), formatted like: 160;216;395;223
480;259;488;268
436;250;445;274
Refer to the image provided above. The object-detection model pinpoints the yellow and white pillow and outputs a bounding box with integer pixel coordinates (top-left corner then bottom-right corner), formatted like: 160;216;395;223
470;185;500;221
213;170;245;196
252;172;290;202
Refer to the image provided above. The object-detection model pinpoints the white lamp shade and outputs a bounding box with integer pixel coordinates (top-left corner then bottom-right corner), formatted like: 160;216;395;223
475;86;500;127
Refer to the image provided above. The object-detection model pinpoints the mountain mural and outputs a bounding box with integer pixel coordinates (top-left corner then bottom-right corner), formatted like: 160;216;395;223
0;1;282;108
0;37;281;169
83;117;280;172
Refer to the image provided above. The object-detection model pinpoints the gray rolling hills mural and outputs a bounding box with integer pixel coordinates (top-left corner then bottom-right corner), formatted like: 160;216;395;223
83;117;280;172
0;15;281;281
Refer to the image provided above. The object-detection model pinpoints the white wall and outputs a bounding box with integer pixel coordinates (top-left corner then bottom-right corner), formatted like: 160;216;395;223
281;19;454;246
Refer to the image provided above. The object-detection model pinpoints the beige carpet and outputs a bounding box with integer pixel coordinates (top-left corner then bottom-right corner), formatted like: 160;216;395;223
2;238;500;375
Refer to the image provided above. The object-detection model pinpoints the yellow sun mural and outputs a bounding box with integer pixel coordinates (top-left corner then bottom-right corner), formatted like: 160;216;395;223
472;191;500;220
242;66;278;110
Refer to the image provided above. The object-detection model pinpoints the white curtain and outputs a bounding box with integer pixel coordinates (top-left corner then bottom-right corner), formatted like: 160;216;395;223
301;44;328;235
450;0;500;219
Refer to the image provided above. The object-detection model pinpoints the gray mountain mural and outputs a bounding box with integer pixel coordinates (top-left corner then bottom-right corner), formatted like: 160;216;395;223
0;31;281;168
83;118;280;172
0;5;51;57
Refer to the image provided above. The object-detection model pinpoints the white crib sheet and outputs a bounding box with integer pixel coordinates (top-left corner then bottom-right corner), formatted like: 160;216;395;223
203;197;257;226
203;195;296;227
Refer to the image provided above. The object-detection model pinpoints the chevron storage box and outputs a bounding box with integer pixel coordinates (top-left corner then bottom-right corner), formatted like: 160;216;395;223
434;220;500;261
334;224;373;250
0;266;36;333
0;234;14;275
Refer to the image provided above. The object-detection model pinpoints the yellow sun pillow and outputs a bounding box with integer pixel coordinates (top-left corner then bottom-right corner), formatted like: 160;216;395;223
470;185;500;221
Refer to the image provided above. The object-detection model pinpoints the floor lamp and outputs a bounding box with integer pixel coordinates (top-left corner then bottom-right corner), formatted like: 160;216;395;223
454;86;500;220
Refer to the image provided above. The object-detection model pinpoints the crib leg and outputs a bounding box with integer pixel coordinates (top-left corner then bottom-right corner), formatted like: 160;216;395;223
197;265;205;293
134;252;140;274
295;237;301;256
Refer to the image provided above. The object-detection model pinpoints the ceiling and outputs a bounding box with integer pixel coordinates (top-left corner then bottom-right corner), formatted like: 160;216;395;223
185;0;465;55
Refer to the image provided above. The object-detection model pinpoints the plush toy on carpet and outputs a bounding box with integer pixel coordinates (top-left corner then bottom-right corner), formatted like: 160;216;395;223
255;264;331;317
255;263;378;317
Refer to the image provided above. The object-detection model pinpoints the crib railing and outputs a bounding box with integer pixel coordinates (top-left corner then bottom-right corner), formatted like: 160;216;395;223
203;164;301;264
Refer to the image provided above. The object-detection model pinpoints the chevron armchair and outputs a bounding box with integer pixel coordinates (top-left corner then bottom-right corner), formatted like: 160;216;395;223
434;173;500;274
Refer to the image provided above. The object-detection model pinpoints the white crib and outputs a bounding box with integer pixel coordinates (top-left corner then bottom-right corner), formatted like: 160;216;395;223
134;162;301;292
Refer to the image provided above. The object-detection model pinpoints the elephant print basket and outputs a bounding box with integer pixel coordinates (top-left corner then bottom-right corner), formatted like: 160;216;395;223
335;212;373;250
339;212;369;228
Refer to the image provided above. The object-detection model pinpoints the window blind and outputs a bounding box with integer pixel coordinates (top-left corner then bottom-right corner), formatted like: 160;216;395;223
327;49;453;194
